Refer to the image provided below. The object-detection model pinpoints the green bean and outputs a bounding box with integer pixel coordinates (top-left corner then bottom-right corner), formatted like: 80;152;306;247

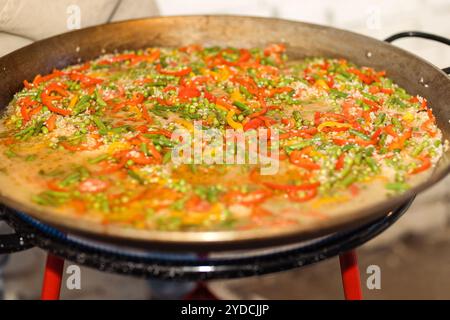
128;170;145;184
385;182;410;192
232;101;251;113
88;154;109;164
349;129;371;141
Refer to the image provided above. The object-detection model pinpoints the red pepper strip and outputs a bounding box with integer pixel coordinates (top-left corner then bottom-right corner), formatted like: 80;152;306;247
97;158;128;174
248;97;268;118
131;50;161;65
216;97;240;113
78;178;110;193
353;138;374;147
41;83;71;116
409;96;419;104
326;75;335;88
281;118;294;129
112;93;145;112
288;188;317;202
59;141;88;151
380;88;394;94
69;72;103;87
388;127;412;150
333;138;347;146
41;96;70;116
279;127;318;140
362;98;380;111
314;112;347;126
263;181;320;192
71;63;91;73
178;86;201;100
185;195;212;212
362;110;372;123
163;85;178;92
335;153;346;170
384;125;398;138
32;70;64;86
410;155;431;174
232;76;260;96
421;119;437;137
146;129;172;138
157;97;176;106
203;90;217;103
29;105;42;117
420;98;428;110
18;97;37;122
141;105;153;124
20;105;30;122
45;82;69;97
258;115;276;127
217;49;252;67
369;86;380;94
289;151;321;170
45;114;57;131
347;67;379;85
47;180;68;192
146;142;162;163
371;128;383;141
156;64;192;77
237;49;251;64
243;117;265;131
267;87;293;97
23;80;33;89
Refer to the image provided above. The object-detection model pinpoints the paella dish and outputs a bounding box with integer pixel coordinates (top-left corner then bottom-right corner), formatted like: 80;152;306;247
0;44;444;231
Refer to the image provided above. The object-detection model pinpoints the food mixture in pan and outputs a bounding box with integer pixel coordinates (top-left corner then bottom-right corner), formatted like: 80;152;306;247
0;44;444;231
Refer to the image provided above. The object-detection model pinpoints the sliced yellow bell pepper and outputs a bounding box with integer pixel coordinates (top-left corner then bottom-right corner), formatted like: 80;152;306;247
226;110;243;130
317;121;352;132
402;112;414;123
314;79;329;91
68;95;78;109
174;118;194;133
230;88;244;102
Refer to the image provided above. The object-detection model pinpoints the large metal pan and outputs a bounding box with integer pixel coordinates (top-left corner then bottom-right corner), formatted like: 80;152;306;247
0;16;449;251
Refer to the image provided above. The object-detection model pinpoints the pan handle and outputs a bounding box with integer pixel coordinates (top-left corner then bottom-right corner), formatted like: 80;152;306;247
0;207;33;254
384;31;450;74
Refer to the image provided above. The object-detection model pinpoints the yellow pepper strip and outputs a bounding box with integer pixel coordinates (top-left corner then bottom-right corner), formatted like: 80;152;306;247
317;121;352;132
226;110;243;130
402;112;414;123
68;95;78;109
230;88;244;102
312;195;350;209
174;118;194;133
314;79;329;91
215;103;229;112
108;141;130;154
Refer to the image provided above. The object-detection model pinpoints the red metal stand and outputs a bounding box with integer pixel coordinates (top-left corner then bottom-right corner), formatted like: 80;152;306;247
39;251;362;300
339;250;363;300
41;254;65;300
183;282;218;300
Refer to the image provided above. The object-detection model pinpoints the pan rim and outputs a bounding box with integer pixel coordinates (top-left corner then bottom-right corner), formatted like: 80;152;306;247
0;15;449;251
